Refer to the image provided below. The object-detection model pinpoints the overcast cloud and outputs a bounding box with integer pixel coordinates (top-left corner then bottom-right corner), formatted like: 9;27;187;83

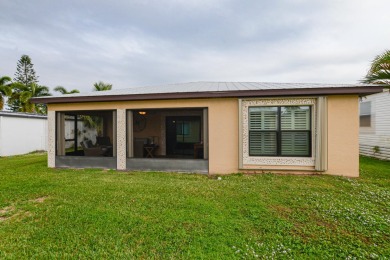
1;0;389;92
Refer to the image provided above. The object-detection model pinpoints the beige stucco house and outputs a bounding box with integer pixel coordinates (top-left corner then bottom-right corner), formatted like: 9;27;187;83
32;82;383;177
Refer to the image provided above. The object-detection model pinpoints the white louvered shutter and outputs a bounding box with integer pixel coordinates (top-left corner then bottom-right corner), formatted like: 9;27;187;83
249;107;277;155
281;107;310;156
281;107;310;130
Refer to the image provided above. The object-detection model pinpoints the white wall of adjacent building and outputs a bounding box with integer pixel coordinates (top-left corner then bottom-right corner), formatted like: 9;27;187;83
0;113;48;156
0;112;99;156
359;90;390;160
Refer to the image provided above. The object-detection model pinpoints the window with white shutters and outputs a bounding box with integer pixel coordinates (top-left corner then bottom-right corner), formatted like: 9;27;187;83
249;106;311;157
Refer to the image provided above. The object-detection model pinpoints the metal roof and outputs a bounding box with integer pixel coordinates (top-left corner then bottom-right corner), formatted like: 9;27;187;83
31;81;384;104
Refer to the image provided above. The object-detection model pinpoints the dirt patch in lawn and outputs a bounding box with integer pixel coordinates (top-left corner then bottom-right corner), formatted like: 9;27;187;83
0;206;16;222
0;198;45;223
0;207;33;222
30;196;49;203
272;205;293;216
0;206;15;215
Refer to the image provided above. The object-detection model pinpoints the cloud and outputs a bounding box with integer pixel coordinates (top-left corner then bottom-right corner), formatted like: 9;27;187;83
0;0;389;92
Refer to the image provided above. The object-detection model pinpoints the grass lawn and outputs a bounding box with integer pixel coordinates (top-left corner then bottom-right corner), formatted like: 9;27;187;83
0;154;389;259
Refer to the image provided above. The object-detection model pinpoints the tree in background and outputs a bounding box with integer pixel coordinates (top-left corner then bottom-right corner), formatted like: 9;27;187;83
93;81;112;91
362;49;390;86
9;55;40;111
82;82;112;133
11;83;51;114
14;55;39;85
0;76;12;110
54;86;80;94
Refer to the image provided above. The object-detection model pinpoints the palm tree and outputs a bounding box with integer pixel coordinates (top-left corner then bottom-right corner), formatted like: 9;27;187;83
93;81;112;91
362;49;390;86
0;76;12;110
10;83;51;114
54;86;80;94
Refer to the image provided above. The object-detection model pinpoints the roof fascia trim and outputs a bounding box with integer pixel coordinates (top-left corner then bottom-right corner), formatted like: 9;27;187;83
31;86;384;104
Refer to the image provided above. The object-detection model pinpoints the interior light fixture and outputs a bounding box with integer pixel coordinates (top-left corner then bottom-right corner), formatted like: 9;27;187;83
138;111;146;115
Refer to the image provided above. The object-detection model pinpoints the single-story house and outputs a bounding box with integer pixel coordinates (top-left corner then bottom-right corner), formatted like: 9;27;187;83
359;89;390;160
0;111;47;156
32;82;383;177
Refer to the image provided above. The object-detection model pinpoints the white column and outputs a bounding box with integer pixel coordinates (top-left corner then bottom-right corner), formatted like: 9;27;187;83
116;109;127;170
48;111;56;167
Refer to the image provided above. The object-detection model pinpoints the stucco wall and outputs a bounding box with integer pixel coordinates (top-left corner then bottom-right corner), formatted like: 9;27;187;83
326;95;359;177
48;95;359;176
0;116;47;156
48;98;238;174
207;99;238;174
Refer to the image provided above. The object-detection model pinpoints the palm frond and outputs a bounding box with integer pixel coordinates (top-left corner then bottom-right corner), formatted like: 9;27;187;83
0;76;12;86
93;81;113;91
54;86;80;94
368;50;390;74
0;96;4;110
0;85;12;97
20;91;33;103
363;50;390;86
54;86;67;94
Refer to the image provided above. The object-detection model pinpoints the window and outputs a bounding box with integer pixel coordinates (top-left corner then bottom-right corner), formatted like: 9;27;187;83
249;106;311;157
359;102;371;127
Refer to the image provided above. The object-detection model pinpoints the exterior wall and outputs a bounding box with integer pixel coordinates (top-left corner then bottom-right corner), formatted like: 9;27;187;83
48;95;360;176
207;99;238;174
326;95;359;177
48;98;238;174
359;91;390;160
0;115;47;156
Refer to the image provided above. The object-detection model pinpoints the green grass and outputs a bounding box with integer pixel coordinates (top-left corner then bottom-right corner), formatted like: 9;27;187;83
0;154;389;259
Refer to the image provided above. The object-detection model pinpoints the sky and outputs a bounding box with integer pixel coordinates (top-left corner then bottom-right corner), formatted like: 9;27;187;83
1;0;389;93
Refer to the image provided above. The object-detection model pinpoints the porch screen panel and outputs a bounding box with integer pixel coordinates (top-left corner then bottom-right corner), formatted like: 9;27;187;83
249;107;277;156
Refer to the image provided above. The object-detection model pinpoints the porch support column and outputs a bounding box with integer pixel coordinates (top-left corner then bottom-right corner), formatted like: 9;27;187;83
203;108;209;159
47;111;56;167
116;109;127;170
127;110;133;157
56;112;66;156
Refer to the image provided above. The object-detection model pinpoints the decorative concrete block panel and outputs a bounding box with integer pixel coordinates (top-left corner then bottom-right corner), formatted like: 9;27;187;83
48;111;56;168
116;109;126;170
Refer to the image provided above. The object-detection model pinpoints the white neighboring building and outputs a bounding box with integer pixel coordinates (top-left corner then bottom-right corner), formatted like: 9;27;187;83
359;89;390;160
0;112;47;156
